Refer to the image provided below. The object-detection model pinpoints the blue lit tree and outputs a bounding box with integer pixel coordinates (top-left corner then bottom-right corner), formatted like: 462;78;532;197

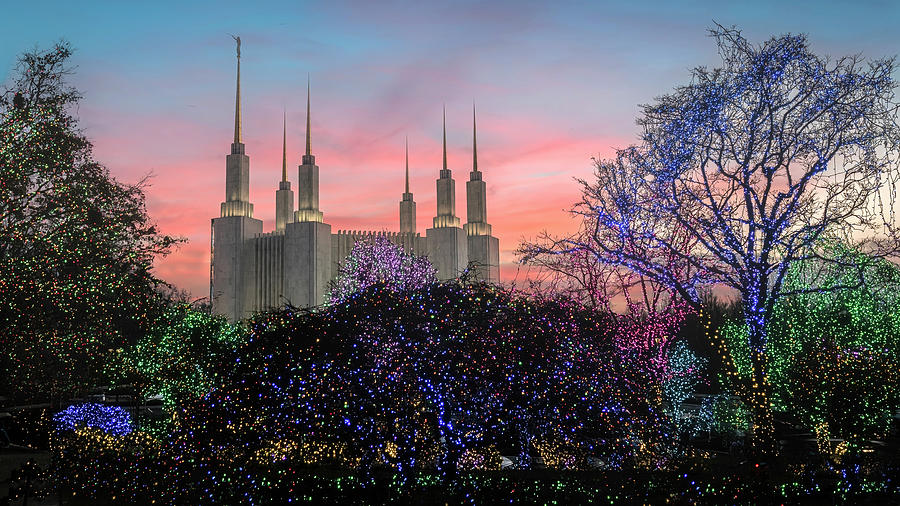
531;26;900;454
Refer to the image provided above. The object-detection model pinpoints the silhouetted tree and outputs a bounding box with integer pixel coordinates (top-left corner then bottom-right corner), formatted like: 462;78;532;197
0;43;181;401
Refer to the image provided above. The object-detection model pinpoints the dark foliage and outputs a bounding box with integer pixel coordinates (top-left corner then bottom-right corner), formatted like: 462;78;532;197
0;43;181;402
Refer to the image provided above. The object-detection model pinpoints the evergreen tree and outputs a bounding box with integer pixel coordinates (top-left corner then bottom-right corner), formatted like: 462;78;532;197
0;43;181;401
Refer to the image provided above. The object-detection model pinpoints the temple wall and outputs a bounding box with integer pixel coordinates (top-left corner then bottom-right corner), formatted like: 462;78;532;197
211;215;263;321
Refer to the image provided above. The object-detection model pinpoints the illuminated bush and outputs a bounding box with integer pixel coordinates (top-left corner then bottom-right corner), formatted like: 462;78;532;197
789;346;900;448
532;439;585;470
108;304;246;411
661;340;706;432
52;426;162;503
53;402;132;436
695;395;751;437
457;446;502;471
170;280;672;497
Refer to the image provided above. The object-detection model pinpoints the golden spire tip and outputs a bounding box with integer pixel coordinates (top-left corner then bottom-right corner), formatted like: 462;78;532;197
473;102;478;172
233;36;242;144
405;136;410;194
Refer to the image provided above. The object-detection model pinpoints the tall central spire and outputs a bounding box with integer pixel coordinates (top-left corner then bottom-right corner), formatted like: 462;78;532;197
434;106;459;228
405;136;410;194
233;36;241;145
296;75;322;223
472;103;478;172
442;105;447;171
282;110;287;182
305;76;311;157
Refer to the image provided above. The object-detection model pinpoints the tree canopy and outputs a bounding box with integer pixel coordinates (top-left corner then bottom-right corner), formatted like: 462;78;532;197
326;236;436;305
522;26;900;454
0;43;181;401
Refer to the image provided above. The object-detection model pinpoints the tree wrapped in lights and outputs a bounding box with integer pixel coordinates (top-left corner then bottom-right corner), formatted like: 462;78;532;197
108;303;246;411
722;245;900;451
527;26;900;454
0;43;180;402
327;236;436;305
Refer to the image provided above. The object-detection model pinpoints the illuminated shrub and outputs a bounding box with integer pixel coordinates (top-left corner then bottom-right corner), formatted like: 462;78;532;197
52;426;162;503
108;304;246;411
661;340;706;431
695;395;751;437
532;439;585;470
457;446;502;470
789;346;900;448
173;280;671;491
53;402;132;436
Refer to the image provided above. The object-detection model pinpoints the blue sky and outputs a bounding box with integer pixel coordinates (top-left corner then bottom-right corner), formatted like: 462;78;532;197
3;0;898;297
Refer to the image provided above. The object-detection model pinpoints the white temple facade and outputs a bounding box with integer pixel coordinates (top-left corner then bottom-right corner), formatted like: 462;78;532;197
211;45;500;322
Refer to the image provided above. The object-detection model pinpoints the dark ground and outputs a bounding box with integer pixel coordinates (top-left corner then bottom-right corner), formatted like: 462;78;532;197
0;446;55;505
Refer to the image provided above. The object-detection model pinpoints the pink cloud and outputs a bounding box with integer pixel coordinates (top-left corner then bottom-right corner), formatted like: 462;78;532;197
84;70;633;300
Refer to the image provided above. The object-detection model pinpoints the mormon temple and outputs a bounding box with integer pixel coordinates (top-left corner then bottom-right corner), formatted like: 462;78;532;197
211;44;500;322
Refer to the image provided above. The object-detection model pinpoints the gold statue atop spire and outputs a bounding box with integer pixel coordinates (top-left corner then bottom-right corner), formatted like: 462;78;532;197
405;136;410;194
473;102;478;172
305;76;311;157
442;105;447;171
282;110;288;182
231;34;241;58
231;35;242;144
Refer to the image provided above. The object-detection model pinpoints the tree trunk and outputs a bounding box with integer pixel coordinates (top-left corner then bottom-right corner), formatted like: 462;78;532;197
744;306;777;458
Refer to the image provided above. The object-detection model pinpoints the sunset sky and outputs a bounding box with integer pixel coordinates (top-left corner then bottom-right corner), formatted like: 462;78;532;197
3;1;898;299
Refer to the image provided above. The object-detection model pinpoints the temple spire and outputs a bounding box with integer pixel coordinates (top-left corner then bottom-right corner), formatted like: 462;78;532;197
295;74;322;223
233;36;242;144
275;109;294;232
472;102;478;172
281;110;287;182
305;76;311;157
400;136;416;234
405;136;410;193
442;105;447;171
433;105;459;228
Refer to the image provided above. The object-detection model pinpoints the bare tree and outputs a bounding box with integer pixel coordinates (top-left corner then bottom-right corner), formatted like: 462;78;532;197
517;223;621;310
523;26;900;455
519;215;697;314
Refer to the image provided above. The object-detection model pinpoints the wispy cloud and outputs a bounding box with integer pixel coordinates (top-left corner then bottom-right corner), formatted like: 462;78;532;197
3;0;898;297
